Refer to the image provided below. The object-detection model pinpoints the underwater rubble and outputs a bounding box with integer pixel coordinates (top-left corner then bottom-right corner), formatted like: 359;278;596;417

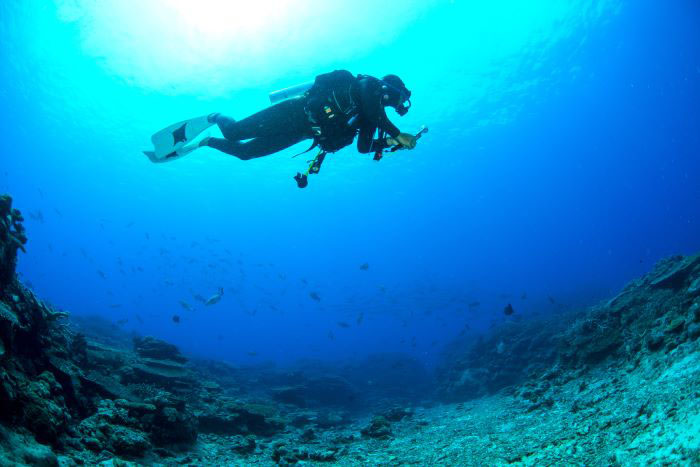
1;192;699;465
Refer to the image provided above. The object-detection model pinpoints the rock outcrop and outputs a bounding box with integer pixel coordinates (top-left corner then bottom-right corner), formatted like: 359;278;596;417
437;253;700;402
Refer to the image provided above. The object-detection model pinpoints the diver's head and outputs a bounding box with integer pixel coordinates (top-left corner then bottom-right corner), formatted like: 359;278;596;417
381;74;411;116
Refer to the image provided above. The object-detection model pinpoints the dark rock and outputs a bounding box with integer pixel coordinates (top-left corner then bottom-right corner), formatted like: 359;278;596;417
127;358;192;390
361;416;392;439
309;450;337;462
649;254;700;290
133;336;187;364
689;277;700;295
197;399;284;436
690;302;700;322
315;411;349;428
153;447;176;458
299;427;316;443
231;435;256;455
271;385;308;407
382;407;413;422
290;411;316;427
665;317;686;334
148;394;198;447
110;425;151;457
688;323;700;340
271;443;291;464
646;331;665;351
270;375;358;408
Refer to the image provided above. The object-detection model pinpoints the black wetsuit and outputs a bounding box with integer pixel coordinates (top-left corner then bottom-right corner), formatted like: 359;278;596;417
207;75;401;160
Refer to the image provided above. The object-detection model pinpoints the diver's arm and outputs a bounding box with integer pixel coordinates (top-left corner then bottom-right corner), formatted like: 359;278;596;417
376;107;401;139
357;124;391;154
358;78;401;139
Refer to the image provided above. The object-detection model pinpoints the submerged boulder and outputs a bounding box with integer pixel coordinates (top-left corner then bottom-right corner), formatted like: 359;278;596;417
124;337;193;392
361;416;392;439
196;399;285;436
133;336;187;364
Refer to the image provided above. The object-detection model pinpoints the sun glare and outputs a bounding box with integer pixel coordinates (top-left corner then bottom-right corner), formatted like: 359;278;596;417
166;0;298;41
51;0;312;93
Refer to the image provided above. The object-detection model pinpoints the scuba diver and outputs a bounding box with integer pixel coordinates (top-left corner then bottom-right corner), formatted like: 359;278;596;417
198;70;422;187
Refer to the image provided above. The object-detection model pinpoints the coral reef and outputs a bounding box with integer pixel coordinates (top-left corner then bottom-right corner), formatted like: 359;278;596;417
0;195;27;287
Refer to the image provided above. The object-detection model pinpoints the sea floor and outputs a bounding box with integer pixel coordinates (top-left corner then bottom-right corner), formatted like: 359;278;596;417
183;338;700;466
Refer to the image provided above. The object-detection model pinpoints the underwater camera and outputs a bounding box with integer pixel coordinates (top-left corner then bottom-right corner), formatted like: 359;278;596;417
294;172;308;188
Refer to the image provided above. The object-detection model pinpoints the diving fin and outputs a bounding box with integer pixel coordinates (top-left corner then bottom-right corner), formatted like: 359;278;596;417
144;115;213;163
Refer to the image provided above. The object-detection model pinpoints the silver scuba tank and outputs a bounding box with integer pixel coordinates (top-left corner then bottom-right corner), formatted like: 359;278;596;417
268;81;314;104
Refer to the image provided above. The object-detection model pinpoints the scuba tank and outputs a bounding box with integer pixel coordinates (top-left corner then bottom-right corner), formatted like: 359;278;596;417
268;81;314;104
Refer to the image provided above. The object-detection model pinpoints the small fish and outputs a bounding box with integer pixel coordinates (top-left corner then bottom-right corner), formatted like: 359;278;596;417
468;301;480;309
135;315;144;324
521;292;527;300
247;351;258;357
193;293;207;303
548;296;556;304
116;319;128;326
126;221;134;228
97;270;106;279
337;321;351;328
109;304;122;309
205;288;224;306
309;291;321;302
504;303;515;315
29;210;44;223
356;312;364;325
54;207;62;217
359;262;369;271
499;293;512;299
327;331;335;340
172;315;181;323
179;300;193;311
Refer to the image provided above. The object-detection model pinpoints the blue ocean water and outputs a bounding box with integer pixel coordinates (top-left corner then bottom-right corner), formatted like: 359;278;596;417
0;0;698;368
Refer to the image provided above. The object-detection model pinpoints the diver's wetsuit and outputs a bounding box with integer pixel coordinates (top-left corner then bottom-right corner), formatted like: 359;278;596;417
206;75;401;159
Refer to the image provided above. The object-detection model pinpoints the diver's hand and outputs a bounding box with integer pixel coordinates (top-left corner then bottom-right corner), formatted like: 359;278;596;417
396;133;417;149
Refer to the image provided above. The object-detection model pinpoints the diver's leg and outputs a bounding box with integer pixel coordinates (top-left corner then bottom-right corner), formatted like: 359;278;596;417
205;133;309;160
211;98;308;141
